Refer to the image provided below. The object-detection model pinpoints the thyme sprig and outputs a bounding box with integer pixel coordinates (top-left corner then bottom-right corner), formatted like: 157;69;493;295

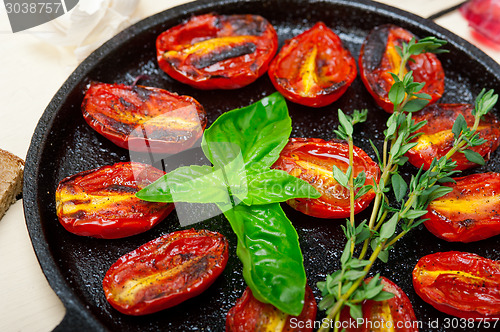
334;108;368;253
318;35;498;332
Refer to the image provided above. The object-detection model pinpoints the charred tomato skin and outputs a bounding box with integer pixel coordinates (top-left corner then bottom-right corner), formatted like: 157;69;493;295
413;251;500;319
103;229;229;315
82;82;207;154
268;22;357;107
272;138;380;219
407;103;500;170
340;277;418;332
156;13;278;89
55;162;174;239
226;285;317;332
359;24;445;113
425;172;500;242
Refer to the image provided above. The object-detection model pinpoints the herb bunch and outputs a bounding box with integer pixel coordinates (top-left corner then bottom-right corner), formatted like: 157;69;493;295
317;36;498;331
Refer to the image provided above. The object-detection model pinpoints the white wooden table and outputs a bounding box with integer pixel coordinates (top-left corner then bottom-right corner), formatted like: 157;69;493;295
0;1;498;331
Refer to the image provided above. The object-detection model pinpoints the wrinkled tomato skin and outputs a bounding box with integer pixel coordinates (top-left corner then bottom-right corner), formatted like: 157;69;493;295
156;13;278;89
82;82;207;154
407;103;500;170
272;138;379;219
55;162;173;239
226;285;317;332
340;277;418;332
359;24;445;113
425;173;500;242
268;22;357;107
103;229;228;315
413;251;500;319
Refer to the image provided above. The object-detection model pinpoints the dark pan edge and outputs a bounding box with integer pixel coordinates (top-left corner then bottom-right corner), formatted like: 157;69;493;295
22;0;500;330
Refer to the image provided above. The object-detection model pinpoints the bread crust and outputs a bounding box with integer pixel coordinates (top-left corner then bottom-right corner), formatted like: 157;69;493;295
0;149;24;220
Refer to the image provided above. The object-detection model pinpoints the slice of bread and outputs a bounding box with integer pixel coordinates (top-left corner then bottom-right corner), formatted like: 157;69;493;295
0;149;24;220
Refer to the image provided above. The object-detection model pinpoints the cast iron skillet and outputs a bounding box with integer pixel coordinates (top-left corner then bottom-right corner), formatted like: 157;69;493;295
23;0;500;331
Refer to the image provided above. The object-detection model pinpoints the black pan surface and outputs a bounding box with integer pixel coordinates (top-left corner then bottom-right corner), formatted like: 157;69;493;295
23;0;500;331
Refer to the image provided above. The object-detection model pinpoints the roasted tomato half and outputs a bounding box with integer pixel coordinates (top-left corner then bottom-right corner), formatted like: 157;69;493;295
268;22;357;107
359;24;445;113
407;103;500;170
82;82;207;154
413;251;500;319
55;162;173;239
425;173;500;242
226;285;317;332
340;277;418;332
156;13;278;89
103;229;228;315
272;138;380;219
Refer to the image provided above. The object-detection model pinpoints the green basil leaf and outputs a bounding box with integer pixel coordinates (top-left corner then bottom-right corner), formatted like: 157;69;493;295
223;203;306;316
136;165;231;206
462;149;485;165
202;92;291;170
241;169;320;205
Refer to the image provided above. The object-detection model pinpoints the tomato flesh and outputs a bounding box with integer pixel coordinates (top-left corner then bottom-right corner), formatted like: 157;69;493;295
82;82;207;154
425;172;500;242
103;229;228;315
340;277;418;332
156;13;278;89
268;22;357;107
226;285;317;332
272;138;380;219
359;24;445;113
413;251;500;319
407;103;500;170
55;162;173;239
